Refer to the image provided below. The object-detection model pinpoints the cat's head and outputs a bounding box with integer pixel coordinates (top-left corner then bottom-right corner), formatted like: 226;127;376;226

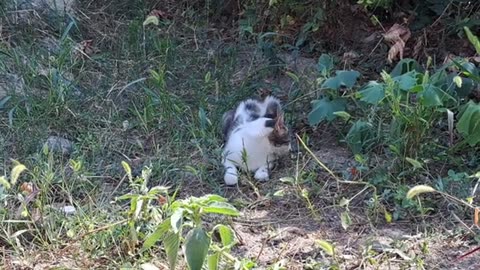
268;113;291;150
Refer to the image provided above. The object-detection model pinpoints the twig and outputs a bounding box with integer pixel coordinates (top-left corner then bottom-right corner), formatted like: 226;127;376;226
76;219;128;240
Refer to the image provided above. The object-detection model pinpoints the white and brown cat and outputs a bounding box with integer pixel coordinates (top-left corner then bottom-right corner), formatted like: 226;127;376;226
221;96;291;185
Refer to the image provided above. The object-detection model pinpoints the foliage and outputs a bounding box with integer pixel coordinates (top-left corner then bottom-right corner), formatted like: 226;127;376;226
118;162;248;270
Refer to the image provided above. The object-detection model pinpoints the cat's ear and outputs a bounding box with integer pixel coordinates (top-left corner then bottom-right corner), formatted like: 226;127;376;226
274;113;286;131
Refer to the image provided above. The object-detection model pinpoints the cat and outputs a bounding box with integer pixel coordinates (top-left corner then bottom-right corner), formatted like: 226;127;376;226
221;96;291;185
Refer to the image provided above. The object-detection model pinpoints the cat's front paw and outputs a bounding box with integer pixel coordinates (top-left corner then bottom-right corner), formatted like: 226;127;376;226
224;173;239;185
254;168;269;181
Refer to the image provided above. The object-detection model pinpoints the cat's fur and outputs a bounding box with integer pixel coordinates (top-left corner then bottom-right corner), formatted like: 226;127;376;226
221;96;290;185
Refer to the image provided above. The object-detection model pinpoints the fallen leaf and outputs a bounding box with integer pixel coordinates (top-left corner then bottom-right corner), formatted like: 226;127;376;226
149;9;168;19
20;182;33;195
383;24;411;63
342;51;359;65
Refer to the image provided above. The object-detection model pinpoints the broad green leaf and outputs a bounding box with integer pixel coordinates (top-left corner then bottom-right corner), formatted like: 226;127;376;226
390;58;422;77
142;219;171;251
357;81;385;104
345;120;374;154
340;211;352;230
406;185;436;199
143;15;159;26
308;97;347;125
203;202;240;216
0;176;11;190
318;54;334;75
121;161;132;180
214;224;235;247
207;253;220;270
322;70;360;90
464;26;480;55
11;163;27;185
405;157;422;169
315;240;335;256
419;84;443;107
393;71;418;91
164;231;180;270
171;208;184;234
457;101;480;146
185;227;211;270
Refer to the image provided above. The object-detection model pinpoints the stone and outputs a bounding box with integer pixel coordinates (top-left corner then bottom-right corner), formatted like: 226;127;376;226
0;73;25;98
44;136;74;155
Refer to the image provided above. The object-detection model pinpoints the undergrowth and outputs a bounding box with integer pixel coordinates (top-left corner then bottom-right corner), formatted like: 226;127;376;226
1;0;480;269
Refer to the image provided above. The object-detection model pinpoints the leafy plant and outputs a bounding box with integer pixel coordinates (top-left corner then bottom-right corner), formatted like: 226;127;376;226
308;55;360;126
118;162;243;270
457;101;480;146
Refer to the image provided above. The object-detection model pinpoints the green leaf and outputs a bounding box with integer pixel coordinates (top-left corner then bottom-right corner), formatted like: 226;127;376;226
384;210;392;223
457;101;480;146
142;219;171;251
203;202;240;216
214;224;235;247
315;240;335;256
273;189;285;197
339;197;350;207
453;76;463;88
11;163;27;186
345;120;374;154
406;185;436;199
121;161;132;181
393;71;418;91
279;177;295;184
0;176;11;190
164;231;180;270
318;54;334;74
308;97;347;125
185;227;211;270
390;58;422;77
207;253;220;270
340;211;352;230
464;26;480;55
357;81;385;104
322;70;360;90
143;15;159;26
405;157;422;169
419;84;444;107
333;111;351;121
171;208;184;234
200;194;227;204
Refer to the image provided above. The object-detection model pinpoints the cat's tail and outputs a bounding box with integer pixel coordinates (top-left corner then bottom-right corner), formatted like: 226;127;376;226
263;96;282;119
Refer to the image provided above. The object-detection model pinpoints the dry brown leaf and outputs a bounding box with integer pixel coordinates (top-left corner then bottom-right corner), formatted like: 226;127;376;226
148;9;169;19
20;182;33;195
343;51;359;65
383;24;411;63
413;38;423;59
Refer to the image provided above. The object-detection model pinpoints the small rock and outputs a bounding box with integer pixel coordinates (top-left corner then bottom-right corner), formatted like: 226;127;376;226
0;73;25;98
44;136;74;155
61;205;76;215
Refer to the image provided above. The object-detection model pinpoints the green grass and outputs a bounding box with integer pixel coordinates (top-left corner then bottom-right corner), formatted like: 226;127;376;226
1;0;480;269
